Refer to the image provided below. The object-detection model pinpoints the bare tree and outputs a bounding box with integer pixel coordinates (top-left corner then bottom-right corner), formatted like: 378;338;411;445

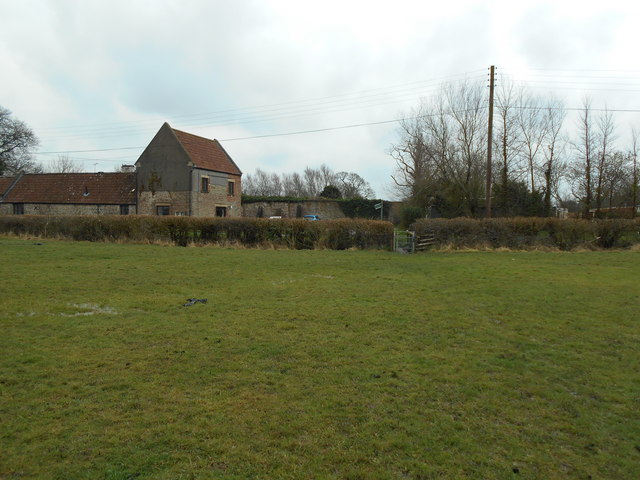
0;106;40;175
242;171;256;194
303;166;323;197
603;151;627;209
243;168;276;196
391;81;640;219
540;98;566;216
517;91;548;193
269;172;283;196
443;80;487;215
318;164;336;190
245;165;373;199
390;80;488;216
335;171;374;199
49;155;84;173
593;107;616;214
282;172;306;197
390;107;437;205
631;128;639;217
494;78;524;215
571;98;597;216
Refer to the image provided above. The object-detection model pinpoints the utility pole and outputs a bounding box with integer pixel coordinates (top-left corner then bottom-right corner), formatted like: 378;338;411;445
485;65;495;218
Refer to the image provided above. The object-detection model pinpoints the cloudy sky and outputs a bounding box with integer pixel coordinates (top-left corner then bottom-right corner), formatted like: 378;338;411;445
1;0;639;197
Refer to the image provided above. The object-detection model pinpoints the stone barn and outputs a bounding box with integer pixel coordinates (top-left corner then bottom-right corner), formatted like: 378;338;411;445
0;172;136;215
135;123;242;217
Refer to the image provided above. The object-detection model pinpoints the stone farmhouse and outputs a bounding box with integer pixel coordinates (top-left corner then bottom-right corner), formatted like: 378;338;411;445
0;123;242;217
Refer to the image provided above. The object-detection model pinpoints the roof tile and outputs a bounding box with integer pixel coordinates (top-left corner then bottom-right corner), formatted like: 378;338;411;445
172;129;242;175
2;173;136;204
0;177;16;196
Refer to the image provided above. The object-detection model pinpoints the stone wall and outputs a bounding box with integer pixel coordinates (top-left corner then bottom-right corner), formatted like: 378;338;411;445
0;203;136;215
137;191;190;216
242;200;346;219
191;170;241;217
137;179;241;217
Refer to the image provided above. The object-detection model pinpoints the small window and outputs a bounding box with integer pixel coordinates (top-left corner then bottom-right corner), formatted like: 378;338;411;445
216;206;227;217
120;204;129;215
227;181;235;196
156;205;170;216
201;177;209;193
13;203;24;215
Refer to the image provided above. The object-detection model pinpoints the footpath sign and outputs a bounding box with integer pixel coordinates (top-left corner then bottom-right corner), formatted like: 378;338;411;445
374;201;383;220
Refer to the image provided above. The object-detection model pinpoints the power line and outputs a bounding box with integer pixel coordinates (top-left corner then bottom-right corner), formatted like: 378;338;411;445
500;67;640;74
37;117;413;154
36;80;481;142
33;67;640;157
37;69;487;136
36;104;640;157
220;118;409;142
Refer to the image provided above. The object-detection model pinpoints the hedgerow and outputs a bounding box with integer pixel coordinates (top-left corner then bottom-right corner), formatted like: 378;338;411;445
0;215;394;250
3;215;638;250
411;217;640;250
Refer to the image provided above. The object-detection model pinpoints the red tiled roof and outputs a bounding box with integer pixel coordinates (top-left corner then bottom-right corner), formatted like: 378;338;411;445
0;177;16;196
172;128;242;175
2;173;136;204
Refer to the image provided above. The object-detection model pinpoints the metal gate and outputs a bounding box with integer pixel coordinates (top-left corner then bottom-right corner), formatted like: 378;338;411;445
393;230;415;253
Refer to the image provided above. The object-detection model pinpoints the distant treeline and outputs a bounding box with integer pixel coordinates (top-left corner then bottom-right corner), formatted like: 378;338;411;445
242;165;374;199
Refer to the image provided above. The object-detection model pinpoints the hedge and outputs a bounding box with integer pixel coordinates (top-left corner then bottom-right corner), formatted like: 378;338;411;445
0;215;394;250
411;217;640;250
3;215;637;251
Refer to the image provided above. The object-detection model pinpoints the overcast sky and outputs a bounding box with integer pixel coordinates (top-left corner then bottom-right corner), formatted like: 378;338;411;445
1;0;639;197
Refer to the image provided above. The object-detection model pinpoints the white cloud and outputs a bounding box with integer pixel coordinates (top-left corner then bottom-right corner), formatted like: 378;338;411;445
1;0;638;192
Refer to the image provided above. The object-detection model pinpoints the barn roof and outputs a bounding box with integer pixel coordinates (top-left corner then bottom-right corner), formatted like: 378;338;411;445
171;126;242;176
0;177;16;197
1;172;136;204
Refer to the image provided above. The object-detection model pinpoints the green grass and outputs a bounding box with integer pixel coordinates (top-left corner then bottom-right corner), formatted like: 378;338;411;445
0;237;638;479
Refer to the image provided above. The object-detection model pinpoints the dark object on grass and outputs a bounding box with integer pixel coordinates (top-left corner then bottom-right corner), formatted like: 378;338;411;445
183;298;208;307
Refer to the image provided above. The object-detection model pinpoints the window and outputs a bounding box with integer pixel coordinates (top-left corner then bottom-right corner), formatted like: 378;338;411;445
13;203;24;215
227;181;235;196
120;204;129;215
201;177;209;193
216;206;227;217
156;205;170;216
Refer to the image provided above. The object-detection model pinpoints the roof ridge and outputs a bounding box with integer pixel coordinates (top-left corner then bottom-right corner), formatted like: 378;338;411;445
19;172;132;176
171;127;218;143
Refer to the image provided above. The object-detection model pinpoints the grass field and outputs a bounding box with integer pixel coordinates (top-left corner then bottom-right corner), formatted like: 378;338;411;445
1;237;638;479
